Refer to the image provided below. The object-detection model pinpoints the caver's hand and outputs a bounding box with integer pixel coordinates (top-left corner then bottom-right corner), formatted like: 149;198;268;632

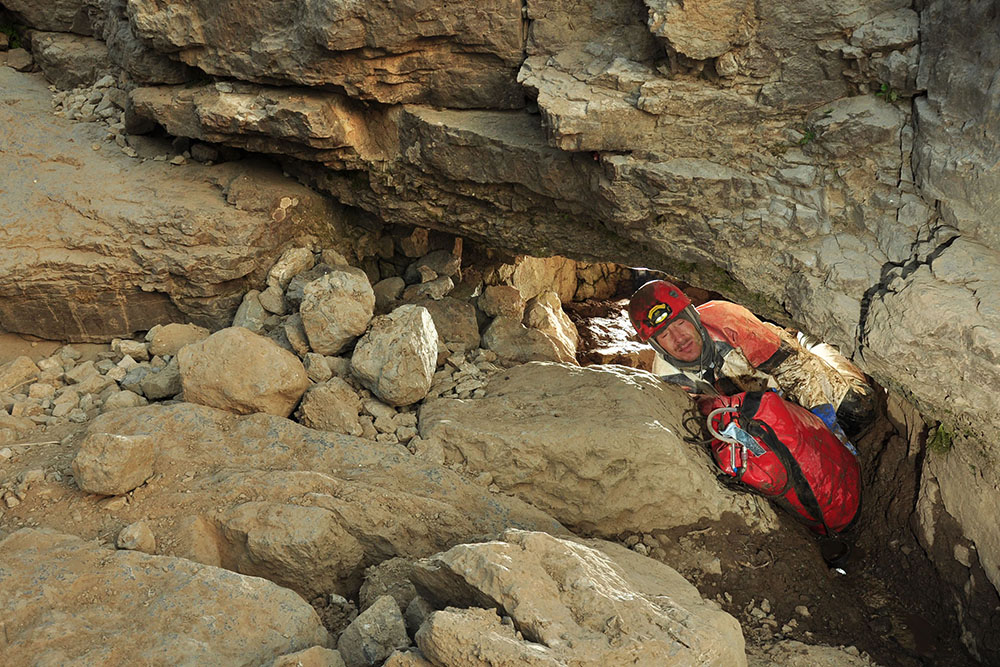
693;394;716;416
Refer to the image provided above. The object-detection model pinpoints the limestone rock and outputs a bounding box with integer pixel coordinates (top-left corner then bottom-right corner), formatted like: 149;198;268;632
383;651;434;667
287;264;337;308
419;362;773;535
268;247;316;291
523;291;579;362
373;277;406;312
117;520;156;553
233;290;268;333
337;595;410;667
351;305;438;407
125;0;525;108
481;316;573;364
271;647;347;667
0;412;36;445
404;250;461;285
102;0;190;85
131;83;370;166
149;322;211;357
102;389;149;412
139;357;181;400
30;31;109;89
72;432;155;496
2;0;103;35
0;529;329;665
217;501;366;600
412;530;746;666
86;403;567;579
0;68;308;341
416;298;481;354
178;327;309;417
303;353;333;383
260;285;287;314
484;256;577;304
646;0;753;60
8;48;34;72
296;377;364;437
301;268;376;355
478;285;525;319
359;558;418;614
401;276;454;302
749;640;875;666
0;356;40;393
850;8;919;52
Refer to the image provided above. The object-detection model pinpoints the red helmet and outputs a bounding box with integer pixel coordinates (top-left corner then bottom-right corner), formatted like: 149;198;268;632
628;280;692;342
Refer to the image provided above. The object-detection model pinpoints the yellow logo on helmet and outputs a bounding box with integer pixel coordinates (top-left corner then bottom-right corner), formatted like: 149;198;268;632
647;303;672;326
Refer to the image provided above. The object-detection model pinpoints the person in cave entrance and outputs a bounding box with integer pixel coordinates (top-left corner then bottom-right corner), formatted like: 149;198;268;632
628;280;876;570
627;279;874;444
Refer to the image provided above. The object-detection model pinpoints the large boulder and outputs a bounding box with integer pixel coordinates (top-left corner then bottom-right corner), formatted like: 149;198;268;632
412;530;746;666
217;501;367;599
351;305;438;407
419;362;775;536
178;327;309;417
0;529;329;665
2;0;102;35
481;316;576;364
80;403;567;590
30;31;109;89
0;68;328;341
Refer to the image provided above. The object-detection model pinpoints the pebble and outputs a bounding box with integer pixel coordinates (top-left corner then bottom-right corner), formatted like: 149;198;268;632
0;448;12;461
169;155;186;165
795;605;810;617
91;143;100;151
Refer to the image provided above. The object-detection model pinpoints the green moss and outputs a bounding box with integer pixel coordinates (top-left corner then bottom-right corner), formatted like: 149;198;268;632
0;23;22;50
927;422;953;455
875;82;900;103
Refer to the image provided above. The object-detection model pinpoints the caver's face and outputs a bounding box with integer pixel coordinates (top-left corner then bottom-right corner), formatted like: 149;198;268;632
654;318;703;362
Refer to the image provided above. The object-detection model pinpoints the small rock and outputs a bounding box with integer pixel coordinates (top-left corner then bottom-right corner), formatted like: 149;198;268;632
404;596;435;635
169;155;186;165
795;605;810;617
117;520;157;553
72;433;155;496
7;48;33;71
270;646;346;667
259;285;287;315
337;595;409;667
0;447;12;461
149;323;210;357
303;354;333;383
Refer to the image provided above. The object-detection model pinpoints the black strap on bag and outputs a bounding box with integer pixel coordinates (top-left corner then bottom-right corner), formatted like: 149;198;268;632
738;393;833;536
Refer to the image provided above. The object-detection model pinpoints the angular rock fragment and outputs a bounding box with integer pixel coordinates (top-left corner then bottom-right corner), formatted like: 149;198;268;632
72;432;154;496
351;305;438;407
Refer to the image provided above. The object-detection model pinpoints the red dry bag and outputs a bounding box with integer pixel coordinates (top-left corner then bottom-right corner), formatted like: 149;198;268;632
706;390;861;536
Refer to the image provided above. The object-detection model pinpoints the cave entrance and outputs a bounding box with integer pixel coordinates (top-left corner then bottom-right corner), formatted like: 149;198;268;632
469;253;983;666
